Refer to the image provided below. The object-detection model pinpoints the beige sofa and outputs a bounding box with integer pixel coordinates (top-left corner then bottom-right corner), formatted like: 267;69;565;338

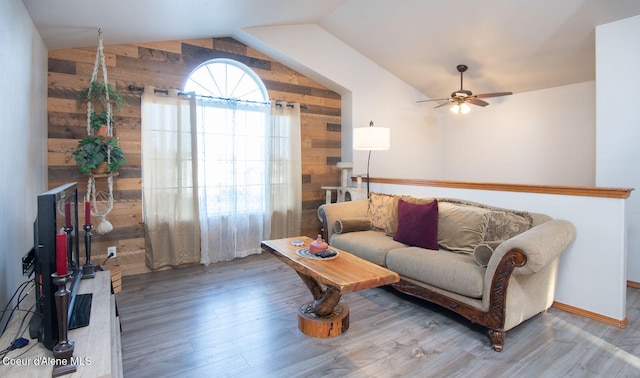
318;193;576;351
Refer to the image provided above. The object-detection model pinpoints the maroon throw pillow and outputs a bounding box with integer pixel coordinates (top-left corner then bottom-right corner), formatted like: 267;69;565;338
393;199;439;250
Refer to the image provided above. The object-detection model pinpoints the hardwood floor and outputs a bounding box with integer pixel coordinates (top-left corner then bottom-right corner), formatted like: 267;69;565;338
117;253;640;377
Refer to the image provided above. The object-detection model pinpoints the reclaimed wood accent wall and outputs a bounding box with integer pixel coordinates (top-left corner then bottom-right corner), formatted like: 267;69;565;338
47;37;341;273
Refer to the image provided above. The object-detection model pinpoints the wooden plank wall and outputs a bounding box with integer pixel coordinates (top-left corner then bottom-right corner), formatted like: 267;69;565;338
47;37;342;275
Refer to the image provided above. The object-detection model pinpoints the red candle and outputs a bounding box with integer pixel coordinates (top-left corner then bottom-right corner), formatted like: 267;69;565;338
64;202;71;227
85;200;91;225
56;232;67;276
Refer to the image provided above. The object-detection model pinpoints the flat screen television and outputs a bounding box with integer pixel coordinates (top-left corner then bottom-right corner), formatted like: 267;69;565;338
30;182;89;350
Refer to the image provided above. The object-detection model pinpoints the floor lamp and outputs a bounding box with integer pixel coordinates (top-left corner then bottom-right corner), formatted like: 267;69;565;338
353;121;390;197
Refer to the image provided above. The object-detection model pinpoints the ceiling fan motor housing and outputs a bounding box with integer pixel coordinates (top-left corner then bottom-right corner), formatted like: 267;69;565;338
452;89;472;98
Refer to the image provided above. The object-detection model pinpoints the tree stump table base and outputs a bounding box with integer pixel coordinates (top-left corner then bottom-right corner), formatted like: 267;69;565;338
298;302;349;338
261;237;398;338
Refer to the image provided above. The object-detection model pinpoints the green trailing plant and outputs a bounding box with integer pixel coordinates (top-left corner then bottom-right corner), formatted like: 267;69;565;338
90;110;113;132
72;135;126;174
103;138;126;173
78;81;126;112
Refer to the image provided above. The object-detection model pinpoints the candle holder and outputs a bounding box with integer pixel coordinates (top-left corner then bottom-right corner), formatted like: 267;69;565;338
63;225;75;271
82;224;95;279
51;273;77;377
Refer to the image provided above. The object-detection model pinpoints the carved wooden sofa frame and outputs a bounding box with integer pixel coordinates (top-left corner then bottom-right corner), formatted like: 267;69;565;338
390;248;526;352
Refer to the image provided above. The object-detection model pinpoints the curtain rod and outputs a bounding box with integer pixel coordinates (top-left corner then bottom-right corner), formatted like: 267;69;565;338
128;85;308;109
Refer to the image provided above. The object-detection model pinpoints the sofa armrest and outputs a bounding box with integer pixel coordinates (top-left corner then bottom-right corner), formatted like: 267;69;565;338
487;219;577;277
318;199;369;241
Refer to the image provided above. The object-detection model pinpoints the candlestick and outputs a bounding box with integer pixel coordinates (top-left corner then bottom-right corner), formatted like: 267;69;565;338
63;224;74;271
64;202;71;227
85;200;91;225
55;232;67;276
51;273;77;376
82;223;95;279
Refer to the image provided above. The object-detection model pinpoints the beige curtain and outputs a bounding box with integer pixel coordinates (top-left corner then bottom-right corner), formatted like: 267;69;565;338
269;101;302;238
141;86;201;269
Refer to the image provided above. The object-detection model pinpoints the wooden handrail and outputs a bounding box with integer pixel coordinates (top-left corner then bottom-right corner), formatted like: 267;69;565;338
355;177;633;199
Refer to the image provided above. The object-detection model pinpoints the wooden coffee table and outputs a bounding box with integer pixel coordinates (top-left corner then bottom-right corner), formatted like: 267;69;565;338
261;236;400;338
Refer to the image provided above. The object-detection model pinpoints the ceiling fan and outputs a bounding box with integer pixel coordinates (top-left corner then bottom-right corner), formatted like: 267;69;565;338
417;64;512;113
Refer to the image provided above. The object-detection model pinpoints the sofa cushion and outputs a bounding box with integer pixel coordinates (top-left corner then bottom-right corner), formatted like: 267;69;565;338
484;211;532;242
367;192;396;233
393;199;439;250
330;230;406;267
334;217;372;234
386;247;486;298
473;240;504;267
437;202;490;253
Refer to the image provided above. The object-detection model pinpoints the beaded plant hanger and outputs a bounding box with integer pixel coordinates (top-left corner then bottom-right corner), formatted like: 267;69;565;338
85;29;115;234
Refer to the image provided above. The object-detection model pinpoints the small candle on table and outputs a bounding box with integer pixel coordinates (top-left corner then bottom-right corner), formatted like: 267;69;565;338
85;200;91;225
64;202;71;227
56;232;67;276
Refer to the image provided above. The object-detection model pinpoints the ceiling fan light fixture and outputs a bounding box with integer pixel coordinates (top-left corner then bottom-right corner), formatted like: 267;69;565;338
450;102;470;114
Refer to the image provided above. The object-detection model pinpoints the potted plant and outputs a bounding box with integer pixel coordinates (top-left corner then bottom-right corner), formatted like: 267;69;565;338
78;81;126;112
90;110;113;136
72;135;126;174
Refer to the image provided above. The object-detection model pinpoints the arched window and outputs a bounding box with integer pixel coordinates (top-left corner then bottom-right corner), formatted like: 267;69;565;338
184;58;268;102
185;59;272;262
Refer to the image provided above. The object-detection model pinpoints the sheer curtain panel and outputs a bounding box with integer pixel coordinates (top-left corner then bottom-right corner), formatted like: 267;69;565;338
197;98;271;264
141;86;201;269
196;99;302;264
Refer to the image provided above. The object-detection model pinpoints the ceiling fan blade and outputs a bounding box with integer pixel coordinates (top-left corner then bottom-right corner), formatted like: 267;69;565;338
434;101;453;109
416;97;451;103
467;98;489;107
474;91;513;99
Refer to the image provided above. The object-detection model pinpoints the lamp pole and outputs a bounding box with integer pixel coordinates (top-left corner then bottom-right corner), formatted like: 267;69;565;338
366;121;373;197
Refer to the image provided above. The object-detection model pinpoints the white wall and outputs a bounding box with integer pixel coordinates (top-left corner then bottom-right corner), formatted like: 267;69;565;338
438;82;596;186
0;0;48;318
596;15;640;283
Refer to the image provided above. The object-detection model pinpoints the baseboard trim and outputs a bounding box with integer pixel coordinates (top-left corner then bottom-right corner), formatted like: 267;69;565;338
552;301;628;328
627;280;640;289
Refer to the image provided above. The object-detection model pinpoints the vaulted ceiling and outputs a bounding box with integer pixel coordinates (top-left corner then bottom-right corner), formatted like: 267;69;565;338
23;0;640;101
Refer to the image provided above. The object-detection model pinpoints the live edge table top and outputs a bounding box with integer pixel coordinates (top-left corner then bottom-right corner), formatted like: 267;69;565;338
261;236;400;295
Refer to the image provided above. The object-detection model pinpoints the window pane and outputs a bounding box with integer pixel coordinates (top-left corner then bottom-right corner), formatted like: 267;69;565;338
185;59;268;216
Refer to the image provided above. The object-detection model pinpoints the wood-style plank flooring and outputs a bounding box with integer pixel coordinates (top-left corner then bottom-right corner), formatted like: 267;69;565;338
117;253;640;377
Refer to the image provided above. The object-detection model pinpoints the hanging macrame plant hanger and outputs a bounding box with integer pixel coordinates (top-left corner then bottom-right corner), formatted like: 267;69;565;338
86;29;115;235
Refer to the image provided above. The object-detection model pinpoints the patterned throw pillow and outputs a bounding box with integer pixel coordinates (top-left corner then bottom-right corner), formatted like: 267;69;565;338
483;211;532;242
367;192;396;233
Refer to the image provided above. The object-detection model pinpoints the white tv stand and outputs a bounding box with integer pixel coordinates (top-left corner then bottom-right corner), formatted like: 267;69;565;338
0;271;122;377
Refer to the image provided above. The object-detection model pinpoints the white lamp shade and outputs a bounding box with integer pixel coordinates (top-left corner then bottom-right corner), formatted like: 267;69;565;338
353;127;390;150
